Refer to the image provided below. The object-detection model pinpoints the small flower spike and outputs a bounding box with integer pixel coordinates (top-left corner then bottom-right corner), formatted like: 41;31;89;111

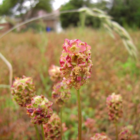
106;93;123;123
60;39;93;89
119;126;132;140
52;81;71;107
11;76;35;107
48;65;62;82
43;113;62;140
26;95;53;124
90;133;111;140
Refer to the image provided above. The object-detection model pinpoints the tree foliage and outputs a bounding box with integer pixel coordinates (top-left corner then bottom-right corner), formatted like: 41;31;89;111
109;0;140;28
60;0;107;28
0;0;53;17
60;0;140;28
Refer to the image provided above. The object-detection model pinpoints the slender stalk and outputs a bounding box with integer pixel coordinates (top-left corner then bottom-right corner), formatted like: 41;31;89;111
34;124;40;140
41;124;45;140
0;53;13;127
60;107;63;140
0;9;79;40
0;53;13;86
0;85;10;88
77;89;82;140
115;123;118;140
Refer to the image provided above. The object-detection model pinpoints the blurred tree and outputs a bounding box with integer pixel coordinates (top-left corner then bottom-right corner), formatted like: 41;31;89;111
109;0;140;28
60;0;108;28
0;0;53;20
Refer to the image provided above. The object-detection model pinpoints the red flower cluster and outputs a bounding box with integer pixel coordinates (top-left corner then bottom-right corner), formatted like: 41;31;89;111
43;113;62;140
106;93;123;123
11;76;35;107
52;81;71;107
48;65;62;82
60;39;92;89
26;95;53;124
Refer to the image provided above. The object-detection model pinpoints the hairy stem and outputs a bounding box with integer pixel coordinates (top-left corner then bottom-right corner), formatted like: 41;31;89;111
115;123;118;140
41;124;45;140
34;124;40;140
77;89;82;140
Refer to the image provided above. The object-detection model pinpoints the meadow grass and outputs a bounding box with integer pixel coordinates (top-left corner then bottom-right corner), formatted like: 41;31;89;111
0;28;140;139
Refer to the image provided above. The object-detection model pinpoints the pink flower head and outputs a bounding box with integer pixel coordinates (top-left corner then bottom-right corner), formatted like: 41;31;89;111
52;81;71;107
90;133;111;140
11;76;35;107
106;93;123;123
48;65;62;82
26;95;53;124
60;39;93;89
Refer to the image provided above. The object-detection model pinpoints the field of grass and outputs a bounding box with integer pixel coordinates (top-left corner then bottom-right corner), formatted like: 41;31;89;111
0;28;140;140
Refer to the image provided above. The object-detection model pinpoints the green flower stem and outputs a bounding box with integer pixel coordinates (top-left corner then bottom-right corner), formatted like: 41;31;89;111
115;123;118;140
34;124;40;140
41;124;45;140
60;107;63;140
77;89;82;140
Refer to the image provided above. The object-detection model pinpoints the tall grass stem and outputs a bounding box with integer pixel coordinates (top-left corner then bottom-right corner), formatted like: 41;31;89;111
0;53;13;86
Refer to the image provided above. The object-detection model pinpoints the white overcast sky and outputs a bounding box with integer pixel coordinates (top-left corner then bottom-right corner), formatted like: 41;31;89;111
0;0;100;10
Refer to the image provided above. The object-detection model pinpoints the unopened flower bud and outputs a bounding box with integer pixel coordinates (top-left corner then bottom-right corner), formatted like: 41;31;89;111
26;95;53;124
11;76;35;107
90;133;111;140
48;65;61;82
106;93;123;123
52;81;71;107
60;39;93;89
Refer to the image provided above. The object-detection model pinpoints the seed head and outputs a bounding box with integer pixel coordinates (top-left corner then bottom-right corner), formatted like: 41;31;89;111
60;39;93;89
119;126;132;140
43;113;63;140
49;65;62;82
26;95;53;124
11;76;35;107
52;81;71;107
106;93;123;123
90;133;111;140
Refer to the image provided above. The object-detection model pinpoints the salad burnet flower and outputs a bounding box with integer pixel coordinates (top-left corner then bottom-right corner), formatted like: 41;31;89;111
26;95;53;124
106;93;123;123
52;81;71;107
60;39;93;89
11;76;35;107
